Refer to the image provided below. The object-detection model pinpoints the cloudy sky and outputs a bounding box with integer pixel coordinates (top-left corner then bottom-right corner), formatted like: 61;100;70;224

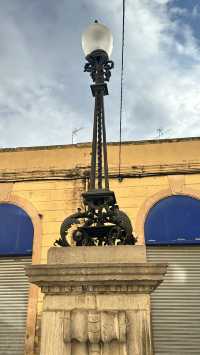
1;0;200;147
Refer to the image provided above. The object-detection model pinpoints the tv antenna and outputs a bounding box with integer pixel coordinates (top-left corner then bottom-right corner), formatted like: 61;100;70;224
156;128;164;139
72;127;84;144
156;128;171;139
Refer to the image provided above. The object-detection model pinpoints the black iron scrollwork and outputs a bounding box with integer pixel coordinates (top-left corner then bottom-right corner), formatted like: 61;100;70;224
54;203;137;247
84;61;114;83
84;50;114;83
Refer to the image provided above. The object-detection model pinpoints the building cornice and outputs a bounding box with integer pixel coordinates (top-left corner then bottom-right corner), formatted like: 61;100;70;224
1;135;200;153
1;161;200;182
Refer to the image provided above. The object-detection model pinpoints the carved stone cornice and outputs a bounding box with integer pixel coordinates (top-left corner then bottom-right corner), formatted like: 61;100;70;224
1;161;200;182
0;167;87;182
25;262;167;295
131;162;200;176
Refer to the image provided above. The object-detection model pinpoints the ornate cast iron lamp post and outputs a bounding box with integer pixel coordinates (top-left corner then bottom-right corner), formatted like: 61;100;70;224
55;21;136;247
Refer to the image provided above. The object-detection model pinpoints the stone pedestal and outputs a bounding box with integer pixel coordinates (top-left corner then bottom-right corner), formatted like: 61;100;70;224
26;246;167;355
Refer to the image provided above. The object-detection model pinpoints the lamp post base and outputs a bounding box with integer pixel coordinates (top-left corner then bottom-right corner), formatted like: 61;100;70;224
25;246;167;355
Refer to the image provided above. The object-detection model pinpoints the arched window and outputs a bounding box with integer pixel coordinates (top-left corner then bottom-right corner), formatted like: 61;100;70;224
0;203;34;255
145;195;200;245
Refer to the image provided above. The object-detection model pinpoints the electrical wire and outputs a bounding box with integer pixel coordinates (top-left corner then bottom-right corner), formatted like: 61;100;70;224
118;0;126;178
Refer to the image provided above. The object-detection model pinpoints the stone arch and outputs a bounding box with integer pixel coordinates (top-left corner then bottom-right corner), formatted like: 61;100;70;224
135;186;200;245
0;193;42;355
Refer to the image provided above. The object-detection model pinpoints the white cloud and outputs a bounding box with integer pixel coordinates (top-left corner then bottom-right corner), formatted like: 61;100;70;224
118;0;200;140
192;4;200;17
0;2;92;147
0;0;200;147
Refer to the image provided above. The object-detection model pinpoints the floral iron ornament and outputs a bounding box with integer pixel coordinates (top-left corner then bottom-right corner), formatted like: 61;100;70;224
55;22;136;247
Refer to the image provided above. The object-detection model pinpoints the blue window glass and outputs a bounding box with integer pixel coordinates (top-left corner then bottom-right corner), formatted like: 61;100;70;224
0;203;33;255
145;195;200;245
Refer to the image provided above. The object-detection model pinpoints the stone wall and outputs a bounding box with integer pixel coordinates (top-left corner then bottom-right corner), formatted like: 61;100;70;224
1;138;200;353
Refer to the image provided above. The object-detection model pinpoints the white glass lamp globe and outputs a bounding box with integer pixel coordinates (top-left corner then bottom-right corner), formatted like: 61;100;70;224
82;21;113;59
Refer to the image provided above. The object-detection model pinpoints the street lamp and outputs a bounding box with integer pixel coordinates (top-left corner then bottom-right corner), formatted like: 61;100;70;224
82;21;113;60
55;21;136;247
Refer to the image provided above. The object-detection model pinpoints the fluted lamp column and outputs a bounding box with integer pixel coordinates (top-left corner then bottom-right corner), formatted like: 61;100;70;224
82;20;113;192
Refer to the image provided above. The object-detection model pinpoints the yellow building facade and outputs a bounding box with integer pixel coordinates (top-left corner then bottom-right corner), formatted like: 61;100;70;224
1;137;200;354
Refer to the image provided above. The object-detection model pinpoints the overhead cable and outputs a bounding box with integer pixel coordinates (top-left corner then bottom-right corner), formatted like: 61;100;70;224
118;0;126;179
